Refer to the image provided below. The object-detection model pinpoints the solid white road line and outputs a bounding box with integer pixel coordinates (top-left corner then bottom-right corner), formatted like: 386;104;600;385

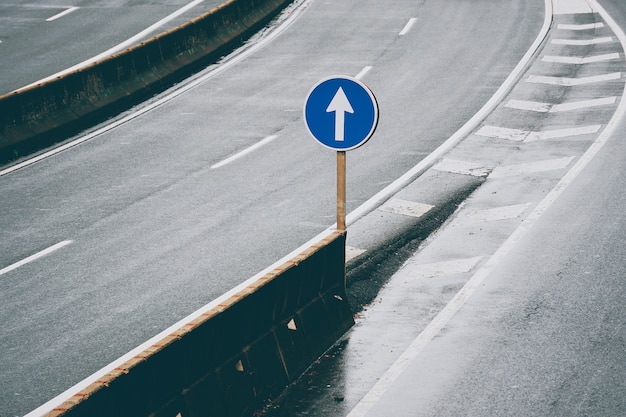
542;53;621;64
46;6;79;22
210;135;278;169
526;72;622;86
399;17;417;36
0;240;73;277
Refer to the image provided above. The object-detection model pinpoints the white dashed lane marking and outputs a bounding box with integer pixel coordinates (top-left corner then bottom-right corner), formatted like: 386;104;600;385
355;66;373;80
46;6;79;22
399;18;417;36
0;241;73;277
542;53;621;64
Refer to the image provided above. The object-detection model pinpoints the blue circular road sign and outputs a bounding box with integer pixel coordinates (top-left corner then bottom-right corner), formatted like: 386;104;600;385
304;76;379;151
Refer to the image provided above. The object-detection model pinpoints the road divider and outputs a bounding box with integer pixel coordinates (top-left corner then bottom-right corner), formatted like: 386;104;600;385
0;0;293;164
35;230;352;417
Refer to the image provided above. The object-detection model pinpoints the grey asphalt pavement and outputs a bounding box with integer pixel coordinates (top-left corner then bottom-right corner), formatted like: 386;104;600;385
259;1;626;416
1;0;545;415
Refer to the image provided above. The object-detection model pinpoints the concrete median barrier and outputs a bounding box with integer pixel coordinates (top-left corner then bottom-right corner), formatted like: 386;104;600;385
39;230;352;417
0;0;294;164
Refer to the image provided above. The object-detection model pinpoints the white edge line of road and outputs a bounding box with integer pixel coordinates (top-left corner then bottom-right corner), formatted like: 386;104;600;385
346;0;626;416
24;0;556;414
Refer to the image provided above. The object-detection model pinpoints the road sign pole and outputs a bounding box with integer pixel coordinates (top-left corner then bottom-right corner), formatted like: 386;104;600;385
337;151;346;231
304;75;378;233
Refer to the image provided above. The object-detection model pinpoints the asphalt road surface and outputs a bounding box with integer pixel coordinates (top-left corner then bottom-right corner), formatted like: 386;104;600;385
257;0;626;415
388;1;626;414
0;0;545;415
0;0;225;94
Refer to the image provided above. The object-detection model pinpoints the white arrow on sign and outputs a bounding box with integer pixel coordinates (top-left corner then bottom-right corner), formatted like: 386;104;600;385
326;87;354;141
